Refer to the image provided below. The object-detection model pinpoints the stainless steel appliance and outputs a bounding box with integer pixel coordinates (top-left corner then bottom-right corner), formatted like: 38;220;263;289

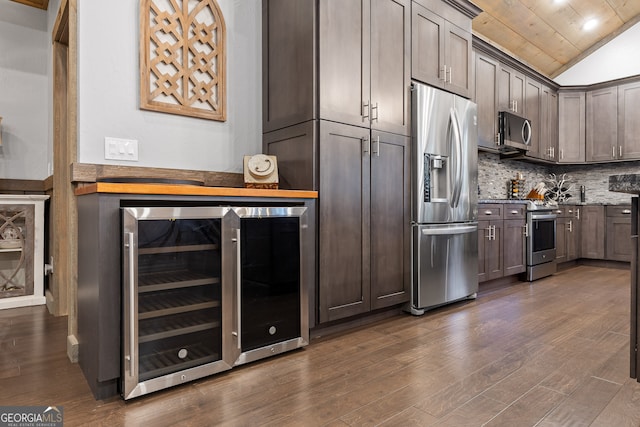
409;82;479;315
498;111;532;154
121;205;309;399
525;200;557;281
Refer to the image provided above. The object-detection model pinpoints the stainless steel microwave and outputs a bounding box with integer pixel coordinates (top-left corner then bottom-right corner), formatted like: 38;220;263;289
498;111;531;152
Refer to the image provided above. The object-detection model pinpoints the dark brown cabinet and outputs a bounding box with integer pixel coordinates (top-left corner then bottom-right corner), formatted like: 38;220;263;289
411;0;474;98
606;205;632;262
478;203;526;282
618;81;640;160
523;78;542;159
586;87;618;162
581;205;605;259
318;121;410;322
474;52;499;150
503;205;527;276
538;84;558;161
498;65;525;116
558;91;586;163
555;205;580;263
263;0;410;136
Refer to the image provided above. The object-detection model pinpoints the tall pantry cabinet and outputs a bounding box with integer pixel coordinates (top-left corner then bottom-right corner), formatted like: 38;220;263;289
262;0;411;323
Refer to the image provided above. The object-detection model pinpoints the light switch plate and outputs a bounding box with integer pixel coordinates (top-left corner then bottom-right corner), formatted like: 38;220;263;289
105;137;139;161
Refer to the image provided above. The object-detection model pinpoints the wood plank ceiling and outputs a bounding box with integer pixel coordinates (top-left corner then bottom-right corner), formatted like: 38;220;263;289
10;0;49;11
471;0;640;78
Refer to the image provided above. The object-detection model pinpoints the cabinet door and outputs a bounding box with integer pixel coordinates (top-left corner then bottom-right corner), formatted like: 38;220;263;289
555;217;567;263
478;219;489;282
318;122;370;322
586;87;618;162
524;78;542;159
371;0;410;135
503;219;526;275
475;53;499;149
411;3;445;90
539;85;558;161
319;0;370;129
581;205;605;259
370;131;410;308
498;66;525;114
619;81;640;160
487;220;503;280
606;216;632;262
444;21;472;98
558;91;585;163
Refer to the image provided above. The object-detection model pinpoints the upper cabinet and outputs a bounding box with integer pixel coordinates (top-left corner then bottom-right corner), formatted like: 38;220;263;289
523;78;542;159
538;84;558;162
497;65;525;115
474;52;499;150
558;91;585;163
411;0;476;99
618;81;640;160
586;87;618;162
263;0;410;136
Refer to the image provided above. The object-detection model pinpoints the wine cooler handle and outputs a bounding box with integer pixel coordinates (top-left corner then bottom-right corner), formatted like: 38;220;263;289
127;231;136;378
234;228;242;350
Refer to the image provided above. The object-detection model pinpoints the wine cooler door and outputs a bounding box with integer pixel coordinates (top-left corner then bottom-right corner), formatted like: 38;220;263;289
122;206;237;399
231;206;310;366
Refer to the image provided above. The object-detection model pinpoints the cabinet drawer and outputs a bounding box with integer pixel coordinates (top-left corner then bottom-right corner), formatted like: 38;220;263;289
478;204;502;219
503;204;526;219
606;205;632;217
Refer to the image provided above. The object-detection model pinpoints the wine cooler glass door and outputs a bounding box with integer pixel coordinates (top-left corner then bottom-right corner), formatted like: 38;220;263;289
122;206;235;399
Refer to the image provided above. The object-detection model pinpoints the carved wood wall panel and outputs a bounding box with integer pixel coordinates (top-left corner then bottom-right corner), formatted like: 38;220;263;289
140;0;226;121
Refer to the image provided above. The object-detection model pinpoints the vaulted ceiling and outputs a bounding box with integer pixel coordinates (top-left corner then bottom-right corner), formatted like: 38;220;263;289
471;0;640;78
9;0;49;11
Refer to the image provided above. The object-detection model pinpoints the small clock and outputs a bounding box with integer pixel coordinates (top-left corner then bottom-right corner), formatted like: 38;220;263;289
243;154;279;189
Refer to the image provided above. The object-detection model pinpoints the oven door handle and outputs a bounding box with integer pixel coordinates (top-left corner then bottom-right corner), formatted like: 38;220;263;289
529;213;557;220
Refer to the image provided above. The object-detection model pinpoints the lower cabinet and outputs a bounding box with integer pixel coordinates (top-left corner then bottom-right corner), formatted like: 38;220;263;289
555;205;580;263
318;121;410;323
581;205;606;259
606;205;632;261
478;203;526;282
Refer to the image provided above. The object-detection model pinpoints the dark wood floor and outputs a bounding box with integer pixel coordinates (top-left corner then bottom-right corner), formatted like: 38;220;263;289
2;265;640;426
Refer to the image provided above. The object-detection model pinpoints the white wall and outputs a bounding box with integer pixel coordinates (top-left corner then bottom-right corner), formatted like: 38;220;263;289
76;0;262;173
0;1;49;180
554;22;640;86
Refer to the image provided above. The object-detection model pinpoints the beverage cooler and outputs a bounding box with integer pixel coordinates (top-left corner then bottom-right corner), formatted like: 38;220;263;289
121;206;309;399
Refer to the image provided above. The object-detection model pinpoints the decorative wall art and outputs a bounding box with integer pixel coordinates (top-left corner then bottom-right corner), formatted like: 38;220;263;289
140;0;226;121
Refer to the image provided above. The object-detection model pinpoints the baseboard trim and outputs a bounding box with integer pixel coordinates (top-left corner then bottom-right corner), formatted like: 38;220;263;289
67;334;79;363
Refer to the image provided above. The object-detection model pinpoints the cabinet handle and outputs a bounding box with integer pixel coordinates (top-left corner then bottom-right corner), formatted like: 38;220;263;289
560;149;564;160
551;147;555;158
126;232;136;378
510;210;518;215
622;209;632;214
612;146;616;158
363;135;371;155
555;209;562;214
523;223;529;237
362;100;370;121
232;228;242;350
490;225;495;240
371;102;379;122
373;135;380;157
568;209;573;214
620;146;623;158
448;67;453;84
440;65;447;81
484;210;493;215
568;220;573;232
576;208;580;220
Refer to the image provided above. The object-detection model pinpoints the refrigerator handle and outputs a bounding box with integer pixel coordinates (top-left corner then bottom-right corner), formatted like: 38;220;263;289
449;108;463;208
421;224;477;235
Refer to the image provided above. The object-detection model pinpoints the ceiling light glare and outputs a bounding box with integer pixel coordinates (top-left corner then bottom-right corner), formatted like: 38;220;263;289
553;0;565;4
583;18;598;31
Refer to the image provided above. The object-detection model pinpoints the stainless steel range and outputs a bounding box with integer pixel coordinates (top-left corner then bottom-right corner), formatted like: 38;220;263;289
525;200;557;281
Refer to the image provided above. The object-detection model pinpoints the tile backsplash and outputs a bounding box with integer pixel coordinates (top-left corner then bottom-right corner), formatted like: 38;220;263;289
478;151;640;204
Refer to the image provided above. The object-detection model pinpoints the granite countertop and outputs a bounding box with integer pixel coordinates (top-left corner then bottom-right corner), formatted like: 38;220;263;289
478;199;528;204
609;174;640;194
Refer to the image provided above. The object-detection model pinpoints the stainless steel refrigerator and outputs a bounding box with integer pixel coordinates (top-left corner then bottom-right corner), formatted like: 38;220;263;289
409;82;479;315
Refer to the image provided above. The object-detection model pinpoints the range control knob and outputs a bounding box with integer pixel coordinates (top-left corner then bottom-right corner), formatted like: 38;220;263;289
268;326;277;335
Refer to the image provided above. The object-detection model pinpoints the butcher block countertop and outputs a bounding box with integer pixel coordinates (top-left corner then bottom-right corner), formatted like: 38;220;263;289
75;182;318;199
